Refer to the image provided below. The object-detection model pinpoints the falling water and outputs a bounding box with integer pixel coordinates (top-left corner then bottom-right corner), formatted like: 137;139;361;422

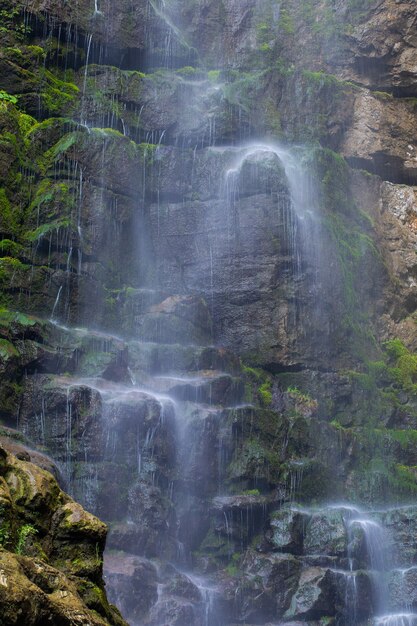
14;2;417;625
50;284;63;321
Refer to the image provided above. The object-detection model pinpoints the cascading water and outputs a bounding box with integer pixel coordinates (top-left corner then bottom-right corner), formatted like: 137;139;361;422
10;1;417;625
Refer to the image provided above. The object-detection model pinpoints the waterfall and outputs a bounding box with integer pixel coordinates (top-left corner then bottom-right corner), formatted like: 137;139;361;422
10;1;417;625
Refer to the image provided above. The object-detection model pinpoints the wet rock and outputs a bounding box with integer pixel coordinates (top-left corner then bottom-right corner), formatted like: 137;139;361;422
166;571;203;602
284;567;335;619
104;552;158;624
176;405;226;500
19;376;104;466
0;432;59;481
150;371;244;405
0;550;114;626
18;0;150;50
389;565;417;611
146;596;201;626
128;340;241;378
244;550;302;617
379;506;417;566
268;507;309;554
137;295;213;345
304;508;348;557
212;494;274;545
111;481;178;559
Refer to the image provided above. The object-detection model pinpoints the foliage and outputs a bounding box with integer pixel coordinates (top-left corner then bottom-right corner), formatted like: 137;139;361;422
175;66;198;78
208;70;220;82
259;381;272;406
0;5;32;41
384;340;417;393
0;522;10;547
222;70;267;113
0;91;18;104
15;524;37;555
25;218;72;243
286;386;311;403
225;552;241;577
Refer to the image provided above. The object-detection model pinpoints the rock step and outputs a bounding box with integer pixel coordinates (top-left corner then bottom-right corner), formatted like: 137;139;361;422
49;320;241;380
144;371;245;405
128;341;241;378
131;295;213;346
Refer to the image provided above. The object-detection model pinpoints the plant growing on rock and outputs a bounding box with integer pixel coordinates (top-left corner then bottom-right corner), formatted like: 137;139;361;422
15;523;37;555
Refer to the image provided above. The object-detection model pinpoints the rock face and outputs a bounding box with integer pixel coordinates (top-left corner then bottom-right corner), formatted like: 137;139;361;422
1;0;417;624
0;439;126;626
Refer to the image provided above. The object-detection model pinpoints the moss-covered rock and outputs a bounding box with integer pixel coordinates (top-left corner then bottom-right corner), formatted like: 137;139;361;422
0;443;126;625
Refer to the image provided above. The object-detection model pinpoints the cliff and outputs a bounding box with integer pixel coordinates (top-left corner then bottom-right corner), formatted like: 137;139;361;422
0;0;417;623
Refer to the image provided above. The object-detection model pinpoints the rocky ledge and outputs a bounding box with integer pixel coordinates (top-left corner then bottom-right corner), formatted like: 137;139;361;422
0;438;126;626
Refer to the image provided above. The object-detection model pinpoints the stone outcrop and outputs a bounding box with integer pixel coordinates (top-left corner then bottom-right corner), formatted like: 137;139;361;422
0;439;126;626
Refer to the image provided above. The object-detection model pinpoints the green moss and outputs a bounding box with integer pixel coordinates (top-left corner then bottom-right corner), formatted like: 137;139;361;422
39;70;79;115
199;528;230;557
259;381;272;406
0;189;21;238
0;257;30;279
45;131;79;162
138;142;158;164
228;436;281;485
0;522;11;547
208;70;220;82
0;339;18;359
287;386;313;403
0;308;38;328
372;90;394;101
0;240;23;257
176;66;198;77
15;523;37;555
279;8;295;34
0;5;32;41
225;552;242;577
242;365;264;380
385;339;409;360
25;218;72;243
28;180;76;225
0;91;18;105
222;70;267;113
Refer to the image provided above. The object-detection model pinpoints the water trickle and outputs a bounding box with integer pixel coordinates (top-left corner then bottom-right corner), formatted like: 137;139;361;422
349;515;389;615
374;615;417;626
93;0;103;16
50;285;63;321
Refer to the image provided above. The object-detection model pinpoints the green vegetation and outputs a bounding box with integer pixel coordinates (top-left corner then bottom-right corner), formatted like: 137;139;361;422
0;91;17;104
303;147;381;362
259;381;272;406
0;522;10;547
242;364;274;406
385;339;417;393
15;524;37;555
175;66;198;78
208;70;221;82
279;8;295;35
0;6;32;41
223;70;267;113
225;552;241;577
